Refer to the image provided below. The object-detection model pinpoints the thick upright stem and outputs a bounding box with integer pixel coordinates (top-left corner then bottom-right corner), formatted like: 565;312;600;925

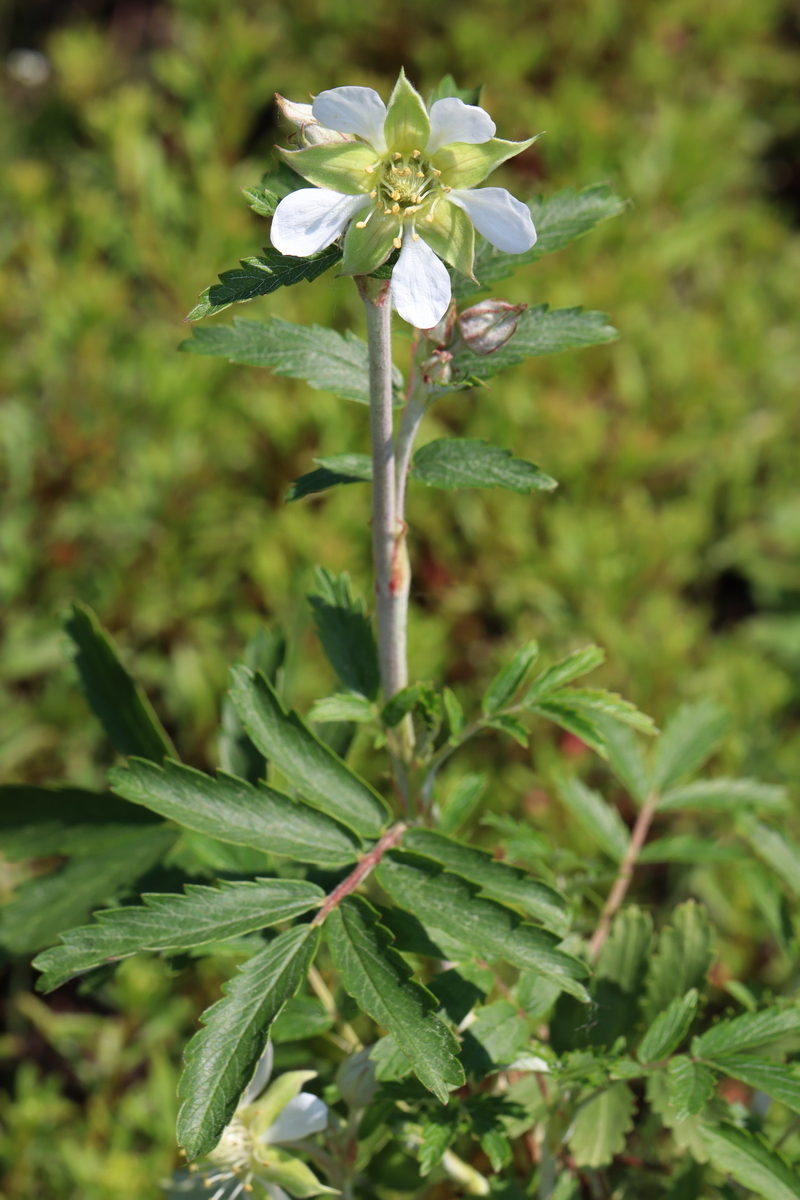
357;277;409;703
588;791;660;962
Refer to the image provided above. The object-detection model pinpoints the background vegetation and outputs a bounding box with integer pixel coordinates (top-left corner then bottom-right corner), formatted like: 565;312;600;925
1;0;799;1196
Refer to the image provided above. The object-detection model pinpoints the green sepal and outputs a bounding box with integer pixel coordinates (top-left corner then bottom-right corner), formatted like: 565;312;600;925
341;209;395;276
384;69;431;155
253;1147;339;1196
421;201;476;280
279;143;376;195
433;135;540;189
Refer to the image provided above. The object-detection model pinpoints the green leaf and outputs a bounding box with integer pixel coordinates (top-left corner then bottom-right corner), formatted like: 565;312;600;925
659;777;788;815
177;927;318;1161
219;624;285;786
428;967;486;1024
465;1001;529;1066
567;1082;634;1168
596;717;652;804
308;694;375;723
484;713;530;747
307;568;380;700
554;689;657;736
595;907;652;994
699;1123;800;1200
270;996;333;1043
402;828;570;936
531;701;608;757
442;688;465;740
667;1057;715;1122
0;825;176;955
65;603;176;762
644;902;713;1022
0;785;159;860
228;667;390;840
286;458;372;502
411;439;556;493
523;646;606;706
695;1007;800;1058
377;854;589;1001
739;816;800;897
708;1056;800;1114
453;306;618;381
557;777;630;862
33;878;322;992
417;1108;460;1175
651;700;730;791
109;758;360;866
482;641;539;714
242;185;279;217
326;896;464;1104
181;316;403;404
439;774;485;835
428;74;483;108
451;183;628;300
638;836;743;864
185;245;342;320
638;990;699;1064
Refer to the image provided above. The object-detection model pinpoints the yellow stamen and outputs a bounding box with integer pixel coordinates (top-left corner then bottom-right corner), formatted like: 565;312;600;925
369;189;377;198
412;232;420;240
412;149;421;158
391;203;400;214
416;171;425;178
425;212;435;222
391;190;400;200
432;168;442;176
393;152;402;160
393;236;402;248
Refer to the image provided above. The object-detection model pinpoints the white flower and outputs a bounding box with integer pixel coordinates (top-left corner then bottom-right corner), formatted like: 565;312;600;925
271;71;538;328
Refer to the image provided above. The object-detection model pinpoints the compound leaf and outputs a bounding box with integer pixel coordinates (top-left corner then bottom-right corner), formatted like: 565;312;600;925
695;1007;800;1058
307;569;380;700
667;1057;715;1122
699;1123;800;1200
644;901;712;1022
659;778;788;815
523;646;606;706
482;641;539;714
652;701;730;792
739;817;800;898
708;1056;800;1114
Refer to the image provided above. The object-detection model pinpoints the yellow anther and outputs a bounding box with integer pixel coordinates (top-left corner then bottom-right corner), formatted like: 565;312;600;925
355;220;367;228
391;203;400;214
369;189;377;197
432;168;442;176
401;167;412;176
412;149;421;158
391;190;400;200
393;152;402;160
416;170;425;178
365;165;375;173
425;212;435;222
443;185;451;192
384;208;393;215
393;236;402;248
412;232;420;240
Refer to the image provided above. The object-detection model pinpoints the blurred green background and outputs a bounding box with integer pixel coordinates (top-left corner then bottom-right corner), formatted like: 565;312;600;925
1;0;799;1195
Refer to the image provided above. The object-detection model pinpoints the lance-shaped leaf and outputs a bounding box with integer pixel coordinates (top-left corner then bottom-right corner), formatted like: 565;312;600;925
286;454;373;502
667;1058;715;1121
0;825;176;955
699;1123;800;1200
567;1082;635;1169
219;624;286;786
454;306;618;381
522;645;606;705
638;990;699;1064
659;778;788;814
228;667;390;840
177;924;319;1160
695;1007;800;1058
185;245;342;321
33;878;323;992
644;901;712;1022
651;700;730;791
411;439;557;493
65;603;176;762
307;568;380;700
181;316;403;405
377;854;589;1001
739;816;800;897
552;689;656;736
707;1056;800;1114
595;717;652;805
242;186;280;217
109;758;360;866
402;828;569;936
557;777;630;863
482;640;539;714
326;896;464;1103
0;784;160;860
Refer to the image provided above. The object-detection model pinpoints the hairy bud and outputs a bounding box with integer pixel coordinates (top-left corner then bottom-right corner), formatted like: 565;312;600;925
458;298;527;356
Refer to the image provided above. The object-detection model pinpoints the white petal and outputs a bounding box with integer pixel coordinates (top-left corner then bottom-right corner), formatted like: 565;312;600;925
425;98;496;155
263;1093;329;1144
392;235;452;329
275;95;315;126
448;187;536;254
240;1041;274;1107
271;189;370;257
312;86;387;153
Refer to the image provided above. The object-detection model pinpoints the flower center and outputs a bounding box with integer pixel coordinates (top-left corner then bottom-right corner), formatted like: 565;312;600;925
208;1117;254;1172
358;149;448;248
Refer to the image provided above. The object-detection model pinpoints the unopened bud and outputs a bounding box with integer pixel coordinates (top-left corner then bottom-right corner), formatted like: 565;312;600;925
336;1047;378;1108
423;298;457;348
420;349;453;385
275;94;354;146
458;298;527;356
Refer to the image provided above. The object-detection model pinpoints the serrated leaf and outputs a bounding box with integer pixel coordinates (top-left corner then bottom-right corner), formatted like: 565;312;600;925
428;967;486;1024
286;459;371;502
482;641;539;715
739;816;800;897
555;689;657;735
451;184;628;301
667;1057;715;1121
659;777;788;815
466;1001;529;1067
218;624;285;786
523;646;606;705
596;907;652;994
638;836;743;864
270;996;333;1043
308;694;375;723
306;568;380;701
699;1123;800;1200
229;667;390;840
181;316;403;404
109;758;360;866
567;1082;634;1168
33;878;322;992
557;777;630;862
185;245;342;321
0;825;176;955
644;902;712;1022
417;1108;460;1175
638;990;699;1064
242;186;279;217
454;306;618;381
595;716;652;804
411;439;556;493
177;924;319;1160
326;896;464;1103
531;700;608;757
652;701;730;792
708;1056;800;1114
484;713;530;746
695;1007;800;1058
439;773;485;835
402;828;569;936
0;785;159;860
65;603;176;762
377;854;589;1001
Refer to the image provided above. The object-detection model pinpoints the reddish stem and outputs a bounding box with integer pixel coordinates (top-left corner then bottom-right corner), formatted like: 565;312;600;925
311;822;407;927
587;791;659;962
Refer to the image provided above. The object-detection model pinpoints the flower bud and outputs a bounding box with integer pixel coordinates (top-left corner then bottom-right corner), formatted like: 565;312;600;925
458;298;527;356
420;348;453;386
336;1047;378;1108
423;298;457;349
275;94;354;147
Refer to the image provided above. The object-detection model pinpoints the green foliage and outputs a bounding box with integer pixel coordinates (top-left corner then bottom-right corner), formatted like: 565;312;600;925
412;439;558;494
566;1082;635;1168
186;246;343;320
643;902;713;1022
454;306;618;381
699;1124;800;1200
307;569;380;701
638;990;699;1064
557;776;630;861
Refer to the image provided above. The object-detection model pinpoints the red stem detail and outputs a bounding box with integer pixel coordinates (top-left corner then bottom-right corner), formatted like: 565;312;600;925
311;822;407;927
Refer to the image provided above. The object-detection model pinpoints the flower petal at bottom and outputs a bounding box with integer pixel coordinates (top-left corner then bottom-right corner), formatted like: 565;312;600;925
448;187;537;254
271;189;370;257
392;234;452;329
